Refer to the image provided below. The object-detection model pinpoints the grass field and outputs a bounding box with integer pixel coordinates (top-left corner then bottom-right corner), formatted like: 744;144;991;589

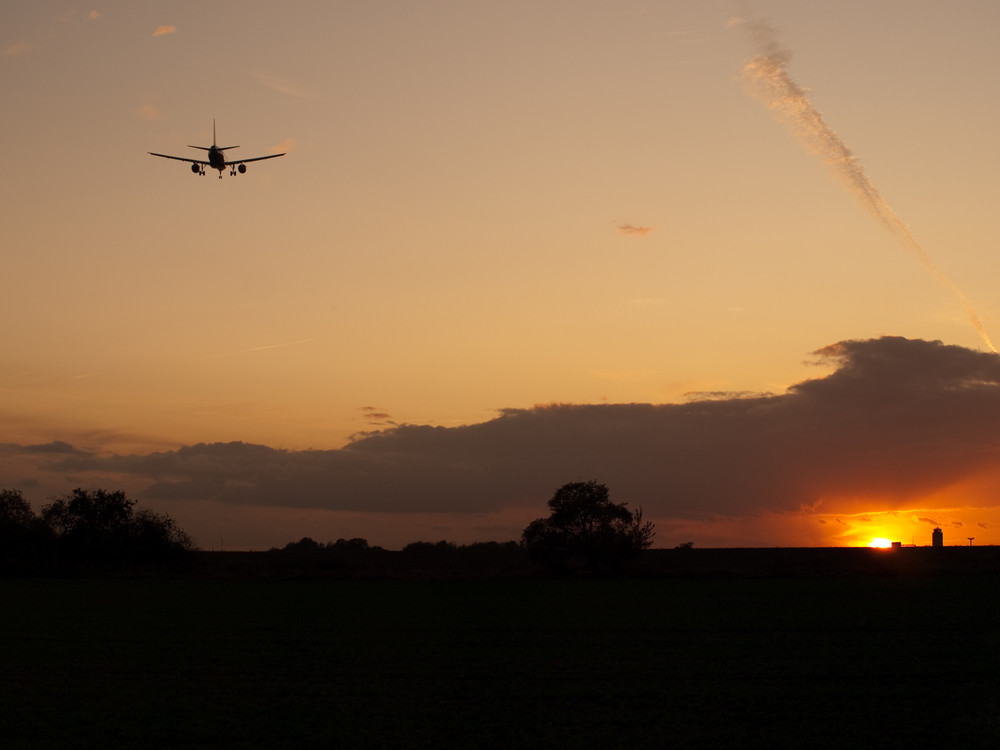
2;575;998;748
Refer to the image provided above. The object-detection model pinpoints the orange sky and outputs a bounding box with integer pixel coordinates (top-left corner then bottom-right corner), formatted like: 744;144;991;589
2;2;1000;549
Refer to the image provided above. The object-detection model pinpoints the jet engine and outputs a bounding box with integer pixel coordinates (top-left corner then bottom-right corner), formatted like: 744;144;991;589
191;163;200;174
237;163;247;174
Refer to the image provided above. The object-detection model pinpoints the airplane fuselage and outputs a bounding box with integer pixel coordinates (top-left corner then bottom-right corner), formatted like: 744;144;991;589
207;146;226;172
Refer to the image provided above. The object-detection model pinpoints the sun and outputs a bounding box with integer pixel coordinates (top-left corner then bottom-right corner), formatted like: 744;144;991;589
868;537;893;548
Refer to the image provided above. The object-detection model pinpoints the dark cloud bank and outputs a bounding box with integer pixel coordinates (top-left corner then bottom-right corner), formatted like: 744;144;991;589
10;338;1000;521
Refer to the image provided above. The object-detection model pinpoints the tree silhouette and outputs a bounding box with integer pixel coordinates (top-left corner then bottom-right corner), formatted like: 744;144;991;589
41;488;191;562
0;489;44;561
0;488;34;529
132;508;194;558
521;481;655;571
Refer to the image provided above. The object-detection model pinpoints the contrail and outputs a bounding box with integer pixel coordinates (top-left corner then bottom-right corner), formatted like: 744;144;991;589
735;18;996;352
202;338;318;360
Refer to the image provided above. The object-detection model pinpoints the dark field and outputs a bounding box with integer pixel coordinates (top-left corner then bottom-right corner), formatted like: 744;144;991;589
2;574;999;748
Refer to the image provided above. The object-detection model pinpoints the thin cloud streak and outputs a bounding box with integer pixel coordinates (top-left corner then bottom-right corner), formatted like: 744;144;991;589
152;26;177;38
359;406;397;429
253;72;312;100
736;18;996;353
202;338;317;360
617;223;653;237
4;41;32;57
138;104;160;121
271;137;297;155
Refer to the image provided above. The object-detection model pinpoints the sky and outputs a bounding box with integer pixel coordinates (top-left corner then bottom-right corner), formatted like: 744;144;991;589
3;1;1000;550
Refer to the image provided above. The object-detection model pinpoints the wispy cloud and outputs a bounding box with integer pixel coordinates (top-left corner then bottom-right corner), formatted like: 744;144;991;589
617;223;653;237
359;407;397;428
22;441;87;456
662;30;700;46
138;104;160;121
271;137;297;155
152;25;177;38
684;390;768;402
737;17;996;353
202;338;317;360
3;41;31;57
89;10;101;21
253;72;312;100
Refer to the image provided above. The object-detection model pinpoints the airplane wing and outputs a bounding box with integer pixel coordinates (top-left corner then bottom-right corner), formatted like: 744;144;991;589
225;153;286;166
148;152;210;166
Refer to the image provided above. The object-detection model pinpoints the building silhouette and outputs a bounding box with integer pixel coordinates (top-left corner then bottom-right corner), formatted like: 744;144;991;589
932;527;943;547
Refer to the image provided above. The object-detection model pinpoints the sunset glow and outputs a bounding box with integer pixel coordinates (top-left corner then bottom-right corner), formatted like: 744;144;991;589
868;538;893;549
2;3;1000;550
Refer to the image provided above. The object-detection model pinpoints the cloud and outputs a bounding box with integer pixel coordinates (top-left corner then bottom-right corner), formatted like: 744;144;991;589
4;41;31;57
6;337;1000;549
271;137;297;155
685;391;770;402
664;30;699;46
253;73;312;100
617;224;653;237
737;18;996;352
202;338;317;360
359;407;397;428
138;104;160;121
22;441;88;456
89;11;101;21
7;336;1000;528
153;25;177;37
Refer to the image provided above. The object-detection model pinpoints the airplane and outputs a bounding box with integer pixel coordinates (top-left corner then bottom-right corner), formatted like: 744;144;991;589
148;120;285;179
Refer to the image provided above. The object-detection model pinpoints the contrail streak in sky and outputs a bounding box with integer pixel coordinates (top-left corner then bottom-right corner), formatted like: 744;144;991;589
203;338;318;360
735;19;996;353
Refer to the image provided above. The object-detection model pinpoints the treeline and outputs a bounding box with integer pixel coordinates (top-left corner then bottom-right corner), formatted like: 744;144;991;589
272;537;522;555
254;480;654;578
0;488;192;573
253;537;530;578
1;480;654;578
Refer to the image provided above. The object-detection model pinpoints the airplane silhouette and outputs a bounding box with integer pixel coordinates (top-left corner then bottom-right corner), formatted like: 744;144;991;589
149;120;285;179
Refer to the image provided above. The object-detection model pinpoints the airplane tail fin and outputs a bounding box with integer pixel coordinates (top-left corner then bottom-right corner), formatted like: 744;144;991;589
211;119;239;151
187;120;238;151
